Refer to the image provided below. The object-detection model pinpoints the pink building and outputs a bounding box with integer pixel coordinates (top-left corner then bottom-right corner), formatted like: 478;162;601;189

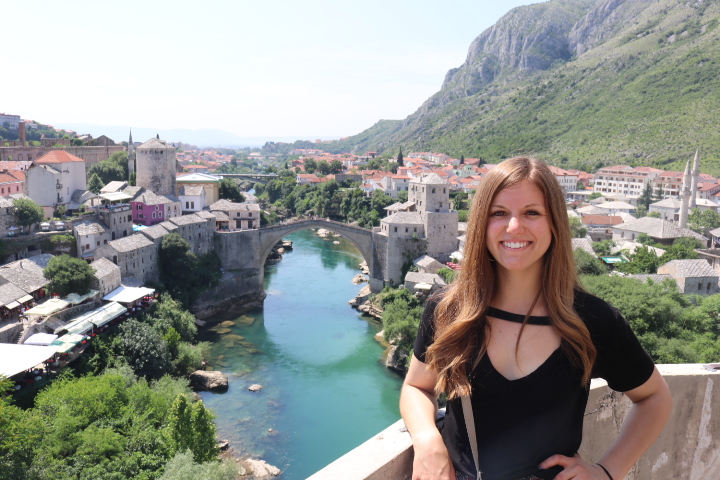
131;191;181;227
0;170;24;197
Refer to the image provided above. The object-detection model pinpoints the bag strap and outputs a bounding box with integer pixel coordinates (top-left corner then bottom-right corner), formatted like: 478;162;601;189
461;395;482;480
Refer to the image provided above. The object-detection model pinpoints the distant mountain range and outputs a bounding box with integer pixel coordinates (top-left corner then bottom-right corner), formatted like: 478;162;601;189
52;123;335;149
329;0;720;175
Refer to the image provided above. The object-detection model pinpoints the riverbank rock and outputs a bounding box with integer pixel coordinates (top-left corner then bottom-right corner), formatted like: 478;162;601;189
189;371;229;392
385;345;409;375
248;384;263;392
317;228;330;237
351;274;367;284
244;458;281;477
217;439;230;451
359;261;370;274
194;319;206;327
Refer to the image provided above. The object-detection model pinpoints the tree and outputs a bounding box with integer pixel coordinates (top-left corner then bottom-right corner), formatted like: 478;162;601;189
119;319;173;380
648;211;661;218
574;249;607;275
218;178;245;203
635;204;647;218
576;181;586;190
87;152;128;185
43;254;95;296
614;246;660;274
398;148;404;167
592;239;616;257
458;154;464;165
13;197;44;230
639;183;654;210
588;192;602;201
329;159;344;174
87;173;104;194
569;216;587;238
688;208;720;234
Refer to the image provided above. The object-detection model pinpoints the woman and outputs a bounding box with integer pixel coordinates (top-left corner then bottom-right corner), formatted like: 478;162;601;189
400;157;672;480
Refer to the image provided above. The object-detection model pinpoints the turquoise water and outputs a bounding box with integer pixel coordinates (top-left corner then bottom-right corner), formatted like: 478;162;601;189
198;229;403;479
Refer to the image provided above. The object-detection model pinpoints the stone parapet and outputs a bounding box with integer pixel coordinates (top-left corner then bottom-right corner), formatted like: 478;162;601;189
307;364;720;480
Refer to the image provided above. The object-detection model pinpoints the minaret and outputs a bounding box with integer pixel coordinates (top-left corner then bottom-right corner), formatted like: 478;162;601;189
690;149;700;209
127;128;135;175
679;159;691;228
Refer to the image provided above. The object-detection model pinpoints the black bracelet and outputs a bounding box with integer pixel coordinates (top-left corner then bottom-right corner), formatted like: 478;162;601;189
595;463;614;480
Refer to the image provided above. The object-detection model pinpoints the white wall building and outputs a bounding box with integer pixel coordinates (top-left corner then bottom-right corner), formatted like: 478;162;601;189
26;151;87;217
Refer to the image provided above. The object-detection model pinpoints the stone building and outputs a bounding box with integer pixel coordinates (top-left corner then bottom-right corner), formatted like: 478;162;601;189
95;234;158;284
209;199;260;231
136;138;177;196
90;257;121;296
409;173;459;261
73;220;111;261
0;197;16;238
25;151;87;217
178;185;207;213
168;213;215;255
139;224;173;250
656;259;719;296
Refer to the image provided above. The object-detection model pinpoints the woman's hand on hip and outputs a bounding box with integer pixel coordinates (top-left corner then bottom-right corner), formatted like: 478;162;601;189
540;453;612;480
411;430;456;480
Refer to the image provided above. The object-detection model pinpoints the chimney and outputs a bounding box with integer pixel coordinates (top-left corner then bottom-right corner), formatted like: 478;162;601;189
18;121;26;146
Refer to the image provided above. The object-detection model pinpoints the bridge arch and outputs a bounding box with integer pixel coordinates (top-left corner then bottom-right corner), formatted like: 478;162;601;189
258;219;374;277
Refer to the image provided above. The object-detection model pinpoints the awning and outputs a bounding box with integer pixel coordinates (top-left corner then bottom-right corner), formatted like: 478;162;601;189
82;302;126;329
99;192;133;202
414;283;433;291
25;298;70;316
24;333;59;346
63;290;98;305
5;301;20;310
50;334;86;354
18;295;34;303
63;316;95;336
103;286;155;304
0;344;61;378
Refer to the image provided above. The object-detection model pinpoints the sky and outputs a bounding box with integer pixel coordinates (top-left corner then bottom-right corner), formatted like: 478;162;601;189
3;0;537;140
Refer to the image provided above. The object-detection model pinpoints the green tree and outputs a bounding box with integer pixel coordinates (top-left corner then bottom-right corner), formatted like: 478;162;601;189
218;178;245;203
87;172;104;194
658;237;702;265
147;294;198;342
329;159;344;174
398;147;404;167
87;152;129;185
569;216;587;238
588;192;602;201
13;197;45;230
592;239;616;257
43;254;96;296
458;154;464;165
574;248;608;275
639;183;654;210
381;288;425;354
165;395;194;458
190;401;218;462
436;267;458;284
0;377;42;479
576;181;586;191
614;246;660;274
159;450;239;480
635;204;648;218
647;211;661;218
119;319;173;380
688;208;720;234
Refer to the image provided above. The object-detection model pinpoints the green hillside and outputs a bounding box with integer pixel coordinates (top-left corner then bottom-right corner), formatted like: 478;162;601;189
328;0;720;175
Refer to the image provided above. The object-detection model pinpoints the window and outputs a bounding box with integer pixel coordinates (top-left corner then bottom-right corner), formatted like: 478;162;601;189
96;241;100;246
185;202;189;209
699;283;702;291
394;227;397;232
86;244;90;250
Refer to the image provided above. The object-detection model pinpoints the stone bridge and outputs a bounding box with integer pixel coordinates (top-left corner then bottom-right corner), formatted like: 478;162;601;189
258;219;374;274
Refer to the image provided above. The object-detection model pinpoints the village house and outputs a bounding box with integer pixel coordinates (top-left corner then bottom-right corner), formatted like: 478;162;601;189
175;172;221;206
25;151;87;218
89;257;121;297
209;199;260;231
95;234;158;284
167;213;215;255
131;191;182;227
0;170;24;197
73;220;111;261
656;259;719;296
178;185;207;213
612;217;706;245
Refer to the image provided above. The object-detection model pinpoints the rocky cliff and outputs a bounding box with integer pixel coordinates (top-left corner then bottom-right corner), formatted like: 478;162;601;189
332;0;720;172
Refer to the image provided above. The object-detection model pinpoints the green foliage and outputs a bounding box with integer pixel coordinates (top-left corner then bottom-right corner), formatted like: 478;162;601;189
647;211;661;218
18;370;203;480
588;192;602;201
380;288;425;354
436;267;458;284
157;234;221;307
0;377;42;479
87;173;104;194
574;248;608;276
688;207;720;234
159;450;239;480
218;178;245;203
43;254;95;296
569;216;587;238
147;294;198;342
118;319;173;380
164;395;218;462
658;237;702;265
614;246;660;274
87;152;129;185
13;197;45;228
639;184;654;210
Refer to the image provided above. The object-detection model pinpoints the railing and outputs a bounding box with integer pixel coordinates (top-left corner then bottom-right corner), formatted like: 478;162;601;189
307;364;720;480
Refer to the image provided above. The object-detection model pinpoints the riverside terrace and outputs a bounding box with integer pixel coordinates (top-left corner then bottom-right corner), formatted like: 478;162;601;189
308;364;720;480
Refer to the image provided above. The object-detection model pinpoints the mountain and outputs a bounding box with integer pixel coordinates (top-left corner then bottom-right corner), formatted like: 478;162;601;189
52;124;334;149
331;0;720;174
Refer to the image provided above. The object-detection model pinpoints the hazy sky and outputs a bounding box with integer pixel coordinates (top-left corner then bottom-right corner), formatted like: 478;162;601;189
4;0;536;139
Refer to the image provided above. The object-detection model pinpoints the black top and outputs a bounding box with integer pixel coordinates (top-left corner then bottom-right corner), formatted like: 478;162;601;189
413;290;655;480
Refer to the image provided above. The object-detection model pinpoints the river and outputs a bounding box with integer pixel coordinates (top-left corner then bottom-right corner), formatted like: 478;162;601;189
197;229;403;479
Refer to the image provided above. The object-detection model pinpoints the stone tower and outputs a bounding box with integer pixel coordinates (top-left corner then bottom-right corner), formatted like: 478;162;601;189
690;149;700;209
409;173;458;262
136;138;176;196
127;129;135;175
679;159;692;229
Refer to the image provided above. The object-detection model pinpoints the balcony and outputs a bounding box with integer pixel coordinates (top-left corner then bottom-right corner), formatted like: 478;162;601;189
307;364;720;480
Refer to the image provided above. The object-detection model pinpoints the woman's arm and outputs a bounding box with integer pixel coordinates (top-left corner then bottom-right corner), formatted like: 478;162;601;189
400;355;456;480
541;366;673;480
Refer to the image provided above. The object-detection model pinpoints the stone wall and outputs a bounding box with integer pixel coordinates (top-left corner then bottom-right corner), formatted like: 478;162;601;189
0;145;124;167
423;211;458;263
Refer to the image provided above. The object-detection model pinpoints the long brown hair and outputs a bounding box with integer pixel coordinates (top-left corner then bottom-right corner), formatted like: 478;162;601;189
425;157;595;398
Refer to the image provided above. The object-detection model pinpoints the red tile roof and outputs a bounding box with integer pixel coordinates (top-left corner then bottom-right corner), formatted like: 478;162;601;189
34;150;85;164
